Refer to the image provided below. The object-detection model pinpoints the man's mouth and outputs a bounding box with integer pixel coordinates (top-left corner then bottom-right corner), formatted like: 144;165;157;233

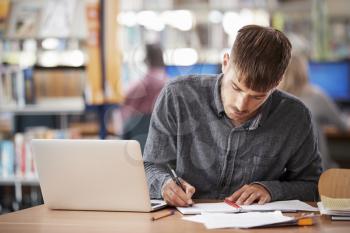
231;107;248;117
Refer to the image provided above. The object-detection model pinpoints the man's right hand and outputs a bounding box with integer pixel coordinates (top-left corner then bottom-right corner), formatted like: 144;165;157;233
161;178;195;207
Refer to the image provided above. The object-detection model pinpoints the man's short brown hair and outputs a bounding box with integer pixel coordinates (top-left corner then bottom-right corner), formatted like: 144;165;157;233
230;25;292;92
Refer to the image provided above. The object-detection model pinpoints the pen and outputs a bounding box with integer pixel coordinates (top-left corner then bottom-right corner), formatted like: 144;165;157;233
151;210;175;221
166;164;186;193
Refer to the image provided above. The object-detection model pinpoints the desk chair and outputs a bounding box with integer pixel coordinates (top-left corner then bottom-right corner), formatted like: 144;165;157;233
318;168;350;198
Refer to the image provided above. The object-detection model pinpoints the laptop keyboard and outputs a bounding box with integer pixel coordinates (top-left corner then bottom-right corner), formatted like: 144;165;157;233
151;203;159;207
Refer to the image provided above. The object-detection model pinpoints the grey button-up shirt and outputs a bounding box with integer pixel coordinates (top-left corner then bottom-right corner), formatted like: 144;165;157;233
143;74;322;201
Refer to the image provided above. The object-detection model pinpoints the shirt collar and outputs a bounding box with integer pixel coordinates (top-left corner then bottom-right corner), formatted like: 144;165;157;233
213;73;225;117
243;92;273;130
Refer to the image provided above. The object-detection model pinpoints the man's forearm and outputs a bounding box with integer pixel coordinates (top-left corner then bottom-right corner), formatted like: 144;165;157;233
255;180;319;202
144;162;171;199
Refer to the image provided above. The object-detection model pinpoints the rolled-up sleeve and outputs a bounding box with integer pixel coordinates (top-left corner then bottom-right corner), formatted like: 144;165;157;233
143;84;178;198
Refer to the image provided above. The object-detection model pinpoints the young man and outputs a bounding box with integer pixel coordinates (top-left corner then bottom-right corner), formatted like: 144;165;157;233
143;25;322;207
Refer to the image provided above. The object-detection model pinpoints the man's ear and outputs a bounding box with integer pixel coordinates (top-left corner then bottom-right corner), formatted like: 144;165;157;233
221;53;230;73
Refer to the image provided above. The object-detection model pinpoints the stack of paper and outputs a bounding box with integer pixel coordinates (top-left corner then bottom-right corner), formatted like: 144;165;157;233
318;196;350;221
183;211;296;229
177;200;318;215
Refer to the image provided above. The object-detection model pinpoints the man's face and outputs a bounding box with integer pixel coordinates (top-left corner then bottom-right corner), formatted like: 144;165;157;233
221;54;274;126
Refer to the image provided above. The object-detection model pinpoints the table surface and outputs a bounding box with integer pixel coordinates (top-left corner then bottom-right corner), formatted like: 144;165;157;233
0;204;349;233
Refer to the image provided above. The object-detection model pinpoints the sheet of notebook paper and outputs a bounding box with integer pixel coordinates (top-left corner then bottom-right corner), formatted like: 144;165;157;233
177;203;239;215
240;200;318;212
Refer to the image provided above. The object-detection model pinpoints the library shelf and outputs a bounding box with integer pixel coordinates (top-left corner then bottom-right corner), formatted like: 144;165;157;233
0;176;39;186
0;97;85;115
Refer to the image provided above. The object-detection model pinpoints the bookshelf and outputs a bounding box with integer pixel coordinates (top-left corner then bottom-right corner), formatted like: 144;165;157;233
0;0;88;213
0;64;86;133
0;176;38;185
0;175;41;213
0;0;124;213
0;97;84;115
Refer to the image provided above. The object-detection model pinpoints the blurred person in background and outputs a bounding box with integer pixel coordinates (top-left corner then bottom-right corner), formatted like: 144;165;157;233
114;43;167;152
279;53;348;170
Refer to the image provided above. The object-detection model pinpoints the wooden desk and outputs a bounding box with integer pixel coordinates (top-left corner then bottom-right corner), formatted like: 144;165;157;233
0;204;349;233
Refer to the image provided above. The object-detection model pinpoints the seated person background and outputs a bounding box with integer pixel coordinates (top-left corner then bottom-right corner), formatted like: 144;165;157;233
113;43;167;152
143;25;322;207
278;53;348;170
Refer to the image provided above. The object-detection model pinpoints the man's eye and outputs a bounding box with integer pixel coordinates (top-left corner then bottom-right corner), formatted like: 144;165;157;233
253;96;263;100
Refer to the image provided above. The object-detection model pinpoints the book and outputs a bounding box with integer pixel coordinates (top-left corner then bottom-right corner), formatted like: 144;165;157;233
6;0;42;38
0;0;10;38
321;195;350;210
0;128;80;181
318;197;350;221
23;68;35;104
0;65;35;107
33;68;84;99
0;140;15;177
331;216;350;221
0;66;15;106
38;0;76;38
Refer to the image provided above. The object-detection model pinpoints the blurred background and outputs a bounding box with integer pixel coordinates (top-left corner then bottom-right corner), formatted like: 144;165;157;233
0;0;350;214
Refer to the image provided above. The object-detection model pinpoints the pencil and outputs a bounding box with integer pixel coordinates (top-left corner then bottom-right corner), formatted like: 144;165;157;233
224;198;241;209
151;210;175;221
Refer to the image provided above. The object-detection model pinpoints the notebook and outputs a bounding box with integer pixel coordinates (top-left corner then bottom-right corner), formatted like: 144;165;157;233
320;196;350;210
177;200;318;215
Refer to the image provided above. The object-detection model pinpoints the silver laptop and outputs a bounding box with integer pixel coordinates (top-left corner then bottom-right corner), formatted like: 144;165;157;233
32;139;167;212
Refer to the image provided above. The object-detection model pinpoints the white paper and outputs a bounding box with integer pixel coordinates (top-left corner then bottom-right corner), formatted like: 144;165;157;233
188;211;294;229
182;215;208;224
177;203;240;215
177;200;318;215
240;200;318;212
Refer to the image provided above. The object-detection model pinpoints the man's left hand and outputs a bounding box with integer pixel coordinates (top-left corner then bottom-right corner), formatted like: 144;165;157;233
226;184;271;205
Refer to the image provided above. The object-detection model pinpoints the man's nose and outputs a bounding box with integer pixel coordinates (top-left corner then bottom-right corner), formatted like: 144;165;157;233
236;94;249;112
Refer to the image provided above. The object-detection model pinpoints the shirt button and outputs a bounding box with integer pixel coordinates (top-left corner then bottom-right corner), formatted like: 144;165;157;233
221;181;226;188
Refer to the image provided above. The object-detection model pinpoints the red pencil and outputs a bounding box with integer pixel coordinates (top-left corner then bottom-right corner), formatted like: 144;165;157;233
224;198;241;209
